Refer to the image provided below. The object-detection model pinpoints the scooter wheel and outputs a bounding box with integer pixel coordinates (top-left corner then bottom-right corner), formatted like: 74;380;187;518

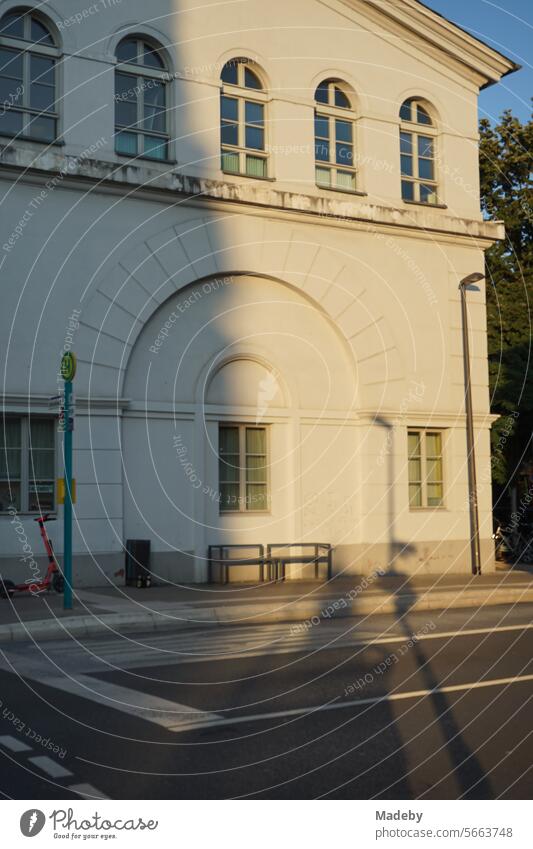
53;574;65;594
0;579;16;599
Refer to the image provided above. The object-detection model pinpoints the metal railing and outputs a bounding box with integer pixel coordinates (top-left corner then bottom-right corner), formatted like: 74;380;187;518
207;542;333;583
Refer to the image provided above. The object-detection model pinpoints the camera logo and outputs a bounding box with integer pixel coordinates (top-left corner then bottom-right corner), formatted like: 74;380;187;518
20;809;46;837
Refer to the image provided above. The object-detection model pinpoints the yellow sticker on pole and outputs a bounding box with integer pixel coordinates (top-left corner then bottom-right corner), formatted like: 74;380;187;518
57;479;76;504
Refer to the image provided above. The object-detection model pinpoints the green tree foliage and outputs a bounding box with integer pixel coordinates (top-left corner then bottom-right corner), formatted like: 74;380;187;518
479;108;533;486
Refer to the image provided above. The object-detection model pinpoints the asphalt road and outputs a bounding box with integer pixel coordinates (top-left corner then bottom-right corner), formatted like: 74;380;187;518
0;603;532;800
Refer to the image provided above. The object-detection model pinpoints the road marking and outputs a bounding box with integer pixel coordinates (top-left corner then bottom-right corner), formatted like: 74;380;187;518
167;673;533;733
116;622;533;667
29;756;73;778
77;584;533;611
42;673;221;731
69;783;108;799
3;622;532;674
0;734;34;753
0;735;33;752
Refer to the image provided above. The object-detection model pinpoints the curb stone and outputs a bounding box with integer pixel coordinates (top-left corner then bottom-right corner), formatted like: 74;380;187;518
1;586;532;643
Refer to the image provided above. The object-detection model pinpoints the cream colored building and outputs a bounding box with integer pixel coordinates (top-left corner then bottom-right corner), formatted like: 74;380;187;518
0;0;517;585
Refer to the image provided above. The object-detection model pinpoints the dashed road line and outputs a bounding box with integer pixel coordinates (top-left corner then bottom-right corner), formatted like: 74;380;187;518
0;735;32;752
42;673;221;730
28;755;73;778
167;673;533;733
68;783;108;799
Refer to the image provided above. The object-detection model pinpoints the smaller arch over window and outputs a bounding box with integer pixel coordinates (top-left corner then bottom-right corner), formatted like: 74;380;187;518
115;36;169;161
0;8;58;142
399;97;438;205
314;79;357;192
220;58;268;179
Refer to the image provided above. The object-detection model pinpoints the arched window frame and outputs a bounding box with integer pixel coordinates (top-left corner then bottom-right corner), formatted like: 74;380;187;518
114;35;170;162
0;7;59;142
220;58;269;179
399;97;439;205
314;79;357;192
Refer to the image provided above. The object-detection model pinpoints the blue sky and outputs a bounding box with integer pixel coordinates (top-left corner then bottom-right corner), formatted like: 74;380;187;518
422;0;532;122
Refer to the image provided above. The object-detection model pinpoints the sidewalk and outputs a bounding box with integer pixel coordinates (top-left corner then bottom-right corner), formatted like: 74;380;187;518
1;569;532;643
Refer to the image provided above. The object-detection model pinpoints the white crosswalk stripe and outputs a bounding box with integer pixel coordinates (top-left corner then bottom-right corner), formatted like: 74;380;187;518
3;621;533;677
68;783;108;799
28;756;73;778
0;618;531;737
42;673;221;730
0;734;32;752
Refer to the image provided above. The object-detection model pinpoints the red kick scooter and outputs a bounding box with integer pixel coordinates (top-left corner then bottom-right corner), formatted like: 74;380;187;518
0;514;65;598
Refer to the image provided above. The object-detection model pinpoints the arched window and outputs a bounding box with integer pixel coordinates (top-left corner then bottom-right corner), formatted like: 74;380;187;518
0;8;58;141
115;36;169;161
220;59;268;179
314;79;356;192
399;98;438;204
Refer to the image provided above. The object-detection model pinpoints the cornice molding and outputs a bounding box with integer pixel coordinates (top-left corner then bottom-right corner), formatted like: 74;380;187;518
324;0;519;90
0;149;504;247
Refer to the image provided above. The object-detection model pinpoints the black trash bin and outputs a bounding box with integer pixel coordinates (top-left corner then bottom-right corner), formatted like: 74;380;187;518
125;539;151;588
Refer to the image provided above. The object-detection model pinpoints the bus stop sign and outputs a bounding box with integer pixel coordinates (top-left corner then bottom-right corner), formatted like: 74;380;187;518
61;352;77;382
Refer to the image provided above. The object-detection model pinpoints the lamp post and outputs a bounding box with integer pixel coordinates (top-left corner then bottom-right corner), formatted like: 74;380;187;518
60;351;76;609
459;273;485;577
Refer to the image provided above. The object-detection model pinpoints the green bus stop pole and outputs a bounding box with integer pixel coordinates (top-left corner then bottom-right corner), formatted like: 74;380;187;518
63;378;73;609
61;352;76;610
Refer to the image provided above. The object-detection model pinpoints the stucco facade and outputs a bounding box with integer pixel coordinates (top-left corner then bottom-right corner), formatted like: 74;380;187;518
0;0;517;585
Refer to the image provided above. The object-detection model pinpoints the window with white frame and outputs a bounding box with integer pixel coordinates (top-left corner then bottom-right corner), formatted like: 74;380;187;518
115;36;169;161
0;8;58;142
219;424;268;512
408;430;444;509
220;59;268;179
400;98;438;204
314;79;357;192
0;417;55;512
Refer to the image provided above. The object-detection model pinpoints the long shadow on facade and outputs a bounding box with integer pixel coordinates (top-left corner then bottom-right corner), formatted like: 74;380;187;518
374;417;492;798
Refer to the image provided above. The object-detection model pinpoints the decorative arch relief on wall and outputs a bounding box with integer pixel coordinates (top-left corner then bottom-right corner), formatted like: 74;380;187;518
76;216;405;405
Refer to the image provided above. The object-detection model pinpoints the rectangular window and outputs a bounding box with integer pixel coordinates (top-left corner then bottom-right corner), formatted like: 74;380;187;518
221;95;267;178
0;417;55;513
219;425;268;513
115;71;168;161
315;112;356;192
400;129;438;204
408;430;444;509
0;47;57;142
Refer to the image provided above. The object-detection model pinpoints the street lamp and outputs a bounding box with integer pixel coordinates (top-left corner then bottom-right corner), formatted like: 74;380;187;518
459;272;485;576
